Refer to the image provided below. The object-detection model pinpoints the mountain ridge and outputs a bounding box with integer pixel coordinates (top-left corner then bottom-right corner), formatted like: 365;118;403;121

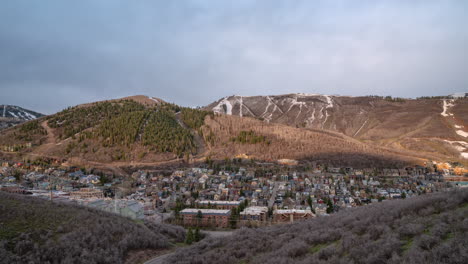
0;94;466;173
204;93;468;164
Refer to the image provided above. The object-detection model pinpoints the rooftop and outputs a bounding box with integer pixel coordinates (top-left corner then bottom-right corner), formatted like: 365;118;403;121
180;208;231;215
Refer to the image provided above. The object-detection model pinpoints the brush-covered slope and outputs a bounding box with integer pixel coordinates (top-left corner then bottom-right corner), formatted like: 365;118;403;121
200;115;422;168
206;94;468;163
168;189;468;264
0;105;44;130
0;192;185;264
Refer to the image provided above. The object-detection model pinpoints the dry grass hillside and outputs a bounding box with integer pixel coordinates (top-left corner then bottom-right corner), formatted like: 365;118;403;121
201;115;423;168
206;95;468;165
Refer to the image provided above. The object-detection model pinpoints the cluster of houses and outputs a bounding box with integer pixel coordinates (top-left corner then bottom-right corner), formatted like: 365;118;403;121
0;159;466;228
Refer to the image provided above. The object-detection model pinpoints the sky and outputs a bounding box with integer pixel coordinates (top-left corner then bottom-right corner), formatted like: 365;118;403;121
1;0;467;114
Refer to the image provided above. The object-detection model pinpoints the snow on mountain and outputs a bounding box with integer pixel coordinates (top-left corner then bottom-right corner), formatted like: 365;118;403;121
0;105;44;130
1;105;42;121
206;93;337;129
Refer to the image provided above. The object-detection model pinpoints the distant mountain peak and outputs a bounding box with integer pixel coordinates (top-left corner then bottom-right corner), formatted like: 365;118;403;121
0;105;44;130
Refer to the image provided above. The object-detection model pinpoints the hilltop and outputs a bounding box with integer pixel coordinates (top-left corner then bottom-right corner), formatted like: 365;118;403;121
168;188;468;264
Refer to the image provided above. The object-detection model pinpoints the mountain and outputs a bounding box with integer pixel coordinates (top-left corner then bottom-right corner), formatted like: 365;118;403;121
168;188;468;264
0;95;431;172
0;105;44;130
1;94;466;172
205;94;468;163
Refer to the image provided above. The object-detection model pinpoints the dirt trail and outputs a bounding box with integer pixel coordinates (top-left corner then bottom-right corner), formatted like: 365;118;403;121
33;120;58;155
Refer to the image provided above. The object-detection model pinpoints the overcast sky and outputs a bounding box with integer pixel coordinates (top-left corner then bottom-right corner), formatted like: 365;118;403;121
1;0;467;114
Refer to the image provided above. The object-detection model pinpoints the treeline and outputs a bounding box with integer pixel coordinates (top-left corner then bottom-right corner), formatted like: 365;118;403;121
416;96;454;100
383;96;406;102
0;192;185;264
364;95;406;102
168;189;468;264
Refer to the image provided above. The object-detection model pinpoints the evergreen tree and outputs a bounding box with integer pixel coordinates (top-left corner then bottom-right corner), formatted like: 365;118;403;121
326;199;333;214
185;228;194;244
197;210;203;227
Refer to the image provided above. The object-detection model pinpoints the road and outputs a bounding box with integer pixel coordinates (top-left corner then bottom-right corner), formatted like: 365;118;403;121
144;252;176;264
268;182;280;208
201;230;233;238
143;230;233;264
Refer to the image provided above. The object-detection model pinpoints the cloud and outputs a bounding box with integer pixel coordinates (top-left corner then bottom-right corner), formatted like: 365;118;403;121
0;0;467;114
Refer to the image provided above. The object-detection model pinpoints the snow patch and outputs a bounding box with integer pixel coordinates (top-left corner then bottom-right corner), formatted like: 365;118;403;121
285;96;308;113
456;130;468;137
148;96;161;103
8;111;18;118
444;140;468;148
441;99;455;117
354;119;368;137
23;112;37;120
306;107;316;126
323;95;333;108
444;140;468;159
213;97;233;115
296;93;321;97
239;96;243;117
260;96;283;123
322;110;329;129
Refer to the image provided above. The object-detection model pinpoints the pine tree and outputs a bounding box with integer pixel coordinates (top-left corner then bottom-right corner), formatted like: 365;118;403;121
185;228;194;244
326;199;333;214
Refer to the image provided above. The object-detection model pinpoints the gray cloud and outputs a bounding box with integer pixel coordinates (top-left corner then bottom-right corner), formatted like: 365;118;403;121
0;0;467;114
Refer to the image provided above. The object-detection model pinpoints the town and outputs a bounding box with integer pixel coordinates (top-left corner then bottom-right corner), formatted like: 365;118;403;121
1;157;466;229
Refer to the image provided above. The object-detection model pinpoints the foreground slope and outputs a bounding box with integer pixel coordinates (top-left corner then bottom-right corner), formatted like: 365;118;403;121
0;192;185;264
168;189;468;264
206;94;468;163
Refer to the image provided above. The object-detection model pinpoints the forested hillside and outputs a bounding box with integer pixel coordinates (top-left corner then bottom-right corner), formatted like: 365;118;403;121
0;97;213;164
168;189;468;264
0;192;185;264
